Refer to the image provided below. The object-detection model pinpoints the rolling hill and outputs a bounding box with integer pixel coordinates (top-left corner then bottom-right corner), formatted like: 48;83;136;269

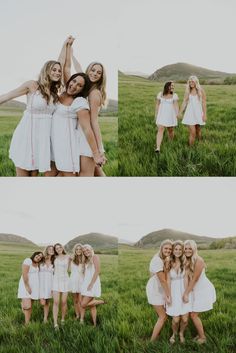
65;233;118;253
134;229;219;248
0;233;37;245
1;100;26;110
148;62;235;83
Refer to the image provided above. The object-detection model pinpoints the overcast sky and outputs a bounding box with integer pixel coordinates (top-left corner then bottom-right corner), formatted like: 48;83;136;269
118;0;236;74
0;0;118;101
1;178;235;244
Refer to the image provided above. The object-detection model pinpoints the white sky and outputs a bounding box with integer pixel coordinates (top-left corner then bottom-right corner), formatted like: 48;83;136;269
0;178;235;244
0;0;118;101
118;0;236;74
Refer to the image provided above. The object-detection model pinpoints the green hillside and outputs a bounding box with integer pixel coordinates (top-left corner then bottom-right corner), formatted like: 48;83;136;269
65;233;118;254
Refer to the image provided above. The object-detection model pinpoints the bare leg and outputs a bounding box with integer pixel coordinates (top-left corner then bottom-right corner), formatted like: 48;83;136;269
190;312;206;341
16;168;31;177
21;299;32;324
79;156;95;177
30;170;39;177
170;316;180;343
80;296;94;323
94;166;106;177
60;171;77;177
90;306;97;326
44;162;58;177
53;292;60;327
150;305;167;341
155;126;165;151
86;299;105;307
179;313;189;343
188;126;196;146
167;127;175;140
73;293;80;318
61;292;68;321
196;124;202;140
43;300;50;323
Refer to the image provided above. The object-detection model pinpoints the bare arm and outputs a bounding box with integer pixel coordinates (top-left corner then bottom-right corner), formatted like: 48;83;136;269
0;81;35;104
179;93;188;115
87;255;100;290
22;264;32;294
72;51;83;73
157;271;171;302
201;88;207;121
174;100;179;116
64;40;73;84
155;98;160;117
183;258;205;302
89;91;104;153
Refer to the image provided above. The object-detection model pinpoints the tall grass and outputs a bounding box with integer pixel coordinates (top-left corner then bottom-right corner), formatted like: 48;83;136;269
118;75;236;176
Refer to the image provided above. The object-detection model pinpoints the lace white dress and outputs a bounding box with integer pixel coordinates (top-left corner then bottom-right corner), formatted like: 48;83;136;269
51;97;90;173
146;255;165;306
18;258;40;300
52;256;70;292
39;263;54;299
69;262;84;293
81;260;101;297
182;94;205;125
156;92;178;127
9;91;55;172
192;269;216;312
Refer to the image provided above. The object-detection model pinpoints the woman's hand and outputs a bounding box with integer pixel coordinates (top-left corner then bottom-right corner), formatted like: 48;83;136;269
26;284;32;295
182;292;189;303
202;113;207;122
87;283;93;291
165;295;172;305
93;152;106;167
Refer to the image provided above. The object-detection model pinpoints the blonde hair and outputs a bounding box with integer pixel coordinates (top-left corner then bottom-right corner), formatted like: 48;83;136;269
86;62;107;106
184;75;202;102
41;245;54;266
158;239;173;272
184;240;198;279
171;240;185;273
37;60;62;104
82;244;95;265
72;243;84;265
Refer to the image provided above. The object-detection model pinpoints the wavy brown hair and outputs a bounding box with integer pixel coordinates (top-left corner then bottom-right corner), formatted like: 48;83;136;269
37;60;62;104
170;240;185;273
72;243;84;265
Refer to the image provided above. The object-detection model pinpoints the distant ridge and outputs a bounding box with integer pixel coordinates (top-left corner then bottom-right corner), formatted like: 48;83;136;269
148;62;235;83
0;233;37;246
1;100;26;109
65;233;118;253
124;71;149;79
134;229;219;248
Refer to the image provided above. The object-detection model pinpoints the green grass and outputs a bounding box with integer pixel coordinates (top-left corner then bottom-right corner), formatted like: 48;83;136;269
118;245;236;353
118;75;236;176
0;108;118;176
0;243;118;353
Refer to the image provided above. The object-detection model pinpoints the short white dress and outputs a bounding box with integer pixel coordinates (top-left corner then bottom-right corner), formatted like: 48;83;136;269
18;258;40;300
81;260;101;297
146;255;165;306
156;92;178;127
69;262;84;293
182;94;205;126
39;263;54;299
52;256;70;292
9;91;55;172
51;97;90;173
192;269;216;312
166;268;192;316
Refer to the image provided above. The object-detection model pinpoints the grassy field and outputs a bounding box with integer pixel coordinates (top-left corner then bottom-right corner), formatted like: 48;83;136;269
119;74;236;176
118;245;236;353
0;243;118;353
0;106;118;176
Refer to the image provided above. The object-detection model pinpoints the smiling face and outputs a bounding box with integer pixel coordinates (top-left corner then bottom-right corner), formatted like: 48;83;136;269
47;246;54;256
55;244;63;255
49;63;62;82
83;246;92;258
88;64;103;83
161;244;172;258
33;253;43;263
173;244;183;258
169;82;175;94
67;75;85;96
189;79;196;89
75;246;82;256
184;244;193;258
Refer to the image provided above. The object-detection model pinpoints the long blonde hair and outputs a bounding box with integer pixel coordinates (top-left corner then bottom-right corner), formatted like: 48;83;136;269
42;245;55;266
184;75;202;102
171;240;185;273
82;244;95;265
37;60;62;104
72;243;84;265
86;62;107;106
184;240;198;279
158;239;173;272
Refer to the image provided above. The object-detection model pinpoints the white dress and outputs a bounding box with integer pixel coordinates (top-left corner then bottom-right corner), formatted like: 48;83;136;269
51;97;90;173
18;258;40;300
192;269;216;312
39;263;54;299
81;260;101;297
52;256;70;292
146;255;165;306
9;91;55;172
156;92;178;127
166;268;192;316
182;94;205;125
69;262;84;293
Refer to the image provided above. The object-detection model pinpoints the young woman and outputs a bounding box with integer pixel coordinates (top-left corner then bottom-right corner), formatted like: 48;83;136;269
69;243;84;319
155;81;179;153
183;240;216;344
166;240;192;344
39;245;55;323
52;243;71;329
65;38;107;176
80;244;102;326
49;37;105;176
180;76;207;145
146;239;172;341
17;251;43;324
0;61;62;176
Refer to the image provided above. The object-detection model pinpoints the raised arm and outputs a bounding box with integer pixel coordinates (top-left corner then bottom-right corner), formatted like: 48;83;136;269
58;36;74;84
77;109;105;166
183;258;205;302
89;90;105;154
0;81;35;105
87;255;100;291
64;37;75;84
72;45;83;73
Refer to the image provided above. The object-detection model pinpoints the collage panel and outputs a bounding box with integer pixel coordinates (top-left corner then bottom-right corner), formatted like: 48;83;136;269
0;1;118;177
118;0;236;176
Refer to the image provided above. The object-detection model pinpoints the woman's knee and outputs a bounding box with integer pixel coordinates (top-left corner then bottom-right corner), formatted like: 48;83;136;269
173;316;180;324
190;312;198;320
